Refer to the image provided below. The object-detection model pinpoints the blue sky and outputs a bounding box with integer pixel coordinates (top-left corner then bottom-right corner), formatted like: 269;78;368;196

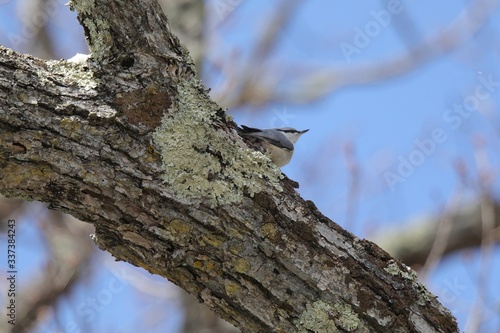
205;1;500;330
208;1;500;230
1;0;499;331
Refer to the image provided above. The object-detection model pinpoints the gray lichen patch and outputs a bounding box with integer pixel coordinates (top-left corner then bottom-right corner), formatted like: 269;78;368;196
384;260;433;306
68;0;95;14
296;301;361;333
296;301;336;333
68;0;112;61
333;303;361;332
384;260;419;282
153;78;283;206
45;59;99;90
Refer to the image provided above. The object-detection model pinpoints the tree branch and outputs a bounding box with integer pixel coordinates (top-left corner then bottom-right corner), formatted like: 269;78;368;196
0;0;458;332
376;198;500;268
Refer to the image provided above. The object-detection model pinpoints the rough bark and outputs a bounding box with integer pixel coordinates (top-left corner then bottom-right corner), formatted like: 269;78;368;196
0;0;458;332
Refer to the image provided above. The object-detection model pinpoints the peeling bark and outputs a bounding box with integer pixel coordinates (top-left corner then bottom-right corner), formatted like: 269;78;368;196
0;0;458;332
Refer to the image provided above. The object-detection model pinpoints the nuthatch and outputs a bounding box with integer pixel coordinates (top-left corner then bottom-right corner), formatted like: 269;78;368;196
238;125;309;167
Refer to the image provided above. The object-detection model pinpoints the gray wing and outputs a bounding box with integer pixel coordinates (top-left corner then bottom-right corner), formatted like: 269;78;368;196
239;126;293;150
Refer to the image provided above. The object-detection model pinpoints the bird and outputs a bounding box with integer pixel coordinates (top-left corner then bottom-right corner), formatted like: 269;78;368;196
238;125;309;167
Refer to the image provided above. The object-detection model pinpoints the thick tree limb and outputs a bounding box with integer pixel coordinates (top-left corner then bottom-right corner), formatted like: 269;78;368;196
0;0;458;332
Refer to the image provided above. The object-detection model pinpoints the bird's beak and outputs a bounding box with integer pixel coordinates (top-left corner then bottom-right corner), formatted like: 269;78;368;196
300;129;309;134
